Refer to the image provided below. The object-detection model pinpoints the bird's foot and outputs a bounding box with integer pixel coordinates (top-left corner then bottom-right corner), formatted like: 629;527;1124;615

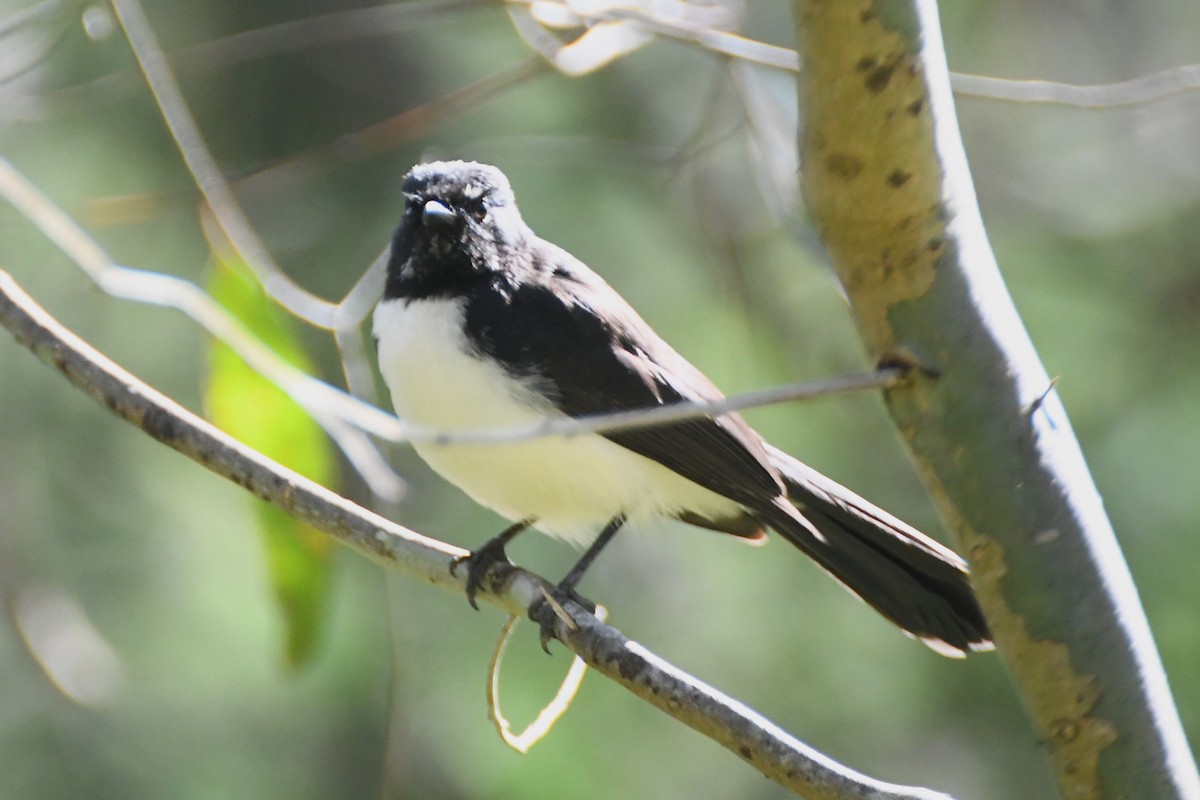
451;536;515;611
529;584;596;654
451;518;535;609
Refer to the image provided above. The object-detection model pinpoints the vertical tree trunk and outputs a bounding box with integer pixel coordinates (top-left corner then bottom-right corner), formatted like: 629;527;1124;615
792;1;1200;797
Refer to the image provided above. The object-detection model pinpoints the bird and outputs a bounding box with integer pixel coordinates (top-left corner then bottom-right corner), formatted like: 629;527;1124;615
372;160;993;657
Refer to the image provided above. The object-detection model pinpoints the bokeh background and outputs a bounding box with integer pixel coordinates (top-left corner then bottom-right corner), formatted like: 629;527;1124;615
1;2;1198;799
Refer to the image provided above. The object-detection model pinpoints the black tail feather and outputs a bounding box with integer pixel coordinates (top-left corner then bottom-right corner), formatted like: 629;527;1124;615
760;446;993;657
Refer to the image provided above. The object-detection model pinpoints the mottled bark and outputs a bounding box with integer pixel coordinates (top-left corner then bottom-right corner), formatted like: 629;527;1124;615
793;1;1199;798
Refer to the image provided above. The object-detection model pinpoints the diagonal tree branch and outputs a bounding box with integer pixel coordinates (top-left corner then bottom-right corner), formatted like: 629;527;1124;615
0;269;958;800
793;1;1200;797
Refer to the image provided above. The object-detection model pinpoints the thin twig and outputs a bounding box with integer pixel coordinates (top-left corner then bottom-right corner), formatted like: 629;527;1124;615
172;0;488;70
26;0;1200;116
38;0;488;109
238;56;550;194
0;0;76;88
415;367;903;446
950;66;1200;109
332;249;389;416
330;247;407;500
70;59;548;237
109;0;339;328
487;610;599;753
0;151;408;507
0;267;956;800
0;154;402;440
0;0;74;40
71;57;551;236
197;211;405;501
510;0;1200;110
602;6;801;71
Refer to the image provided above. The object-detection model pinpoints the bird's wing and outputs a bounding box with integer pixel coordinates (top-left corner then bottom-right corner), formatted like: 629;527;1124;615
462;244;783;512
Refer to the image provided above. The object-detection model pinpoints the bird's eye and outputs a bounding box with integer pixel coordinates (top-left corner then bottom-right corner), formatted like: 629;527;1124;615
403;192;421;213
467;199;488;222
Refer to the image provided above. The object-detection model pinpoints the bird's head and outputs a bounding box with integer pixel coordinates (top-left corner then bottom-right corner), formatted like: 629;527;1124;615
385;161;531;297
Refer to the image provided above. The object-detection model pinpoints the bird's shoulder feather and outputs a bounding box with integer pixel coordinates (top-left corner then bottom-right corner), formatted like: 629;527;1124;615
461;239;783;506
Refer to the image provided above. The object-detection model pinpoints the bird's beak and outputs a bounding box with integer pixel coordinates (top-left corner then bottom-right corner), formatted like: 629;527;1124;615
422;199;457;229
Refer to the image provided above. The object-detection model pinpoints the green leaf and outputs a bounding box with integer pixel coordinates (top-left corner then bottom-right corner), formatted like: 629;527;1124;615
203;258;336;668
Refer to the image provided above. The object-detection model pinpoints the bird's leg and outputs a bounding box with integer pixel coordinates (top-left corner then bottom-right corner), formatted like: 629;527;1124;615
532;514;627;653
452;517;536;610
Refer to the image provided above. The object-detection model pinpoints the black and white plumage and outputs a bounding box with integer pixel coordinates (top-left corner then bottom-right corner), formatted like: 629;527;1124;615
373;160;992;657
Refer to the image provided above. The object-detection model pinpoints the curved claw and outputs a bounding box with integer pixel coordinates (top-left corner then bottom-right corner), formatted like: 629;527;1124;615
531;601;558;654
451;537;514;610
451;517;535;610
529;587;597;654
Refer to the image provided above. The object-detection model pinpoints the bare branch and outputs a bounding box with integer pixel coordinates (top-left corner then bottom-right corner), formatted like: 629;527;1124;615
487;611;596;753
413;367;903;446
950;66;1200;109
0;154;407;451
36;0;497;113
45;57;549;225
109;0;339;327
28;0;1200;116
0;269;958;800
510;1;1200;109
0;0;74;40
172;0;488;70
0;0;75;87
240;56;549;193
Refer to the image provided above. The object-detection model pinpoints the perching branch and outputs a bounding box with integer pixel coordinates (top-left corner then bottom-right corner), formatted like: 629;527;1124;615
0;270;957;800
794;1;1200;798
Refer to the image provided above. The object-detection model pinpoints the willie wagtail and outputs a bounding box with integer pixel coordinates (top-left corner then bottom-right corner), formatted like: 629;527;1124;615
373;160;992;657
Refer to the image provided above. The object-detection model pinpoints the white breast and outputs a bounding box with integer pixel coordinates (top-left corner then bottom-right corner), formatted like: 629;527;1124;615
372;297;741;545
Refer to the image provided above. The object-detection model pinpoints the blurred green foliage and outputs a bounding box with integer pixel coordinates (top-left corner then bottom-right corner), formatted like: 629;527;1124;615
0;1;1197;799
204;257;336;668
